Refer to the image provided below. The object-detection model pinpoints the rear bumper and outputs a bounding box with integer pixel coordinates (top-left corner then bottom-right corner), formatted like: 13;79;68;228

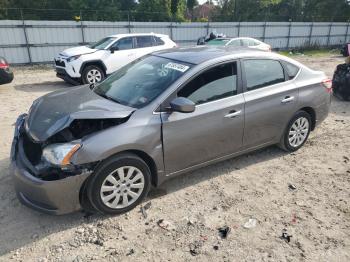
0;68;14;85
10;115;92;215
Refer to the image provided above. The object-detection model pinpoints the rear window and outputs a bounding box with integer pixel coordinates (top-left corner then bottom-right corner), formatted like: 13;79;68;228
154;36;165;46
228;39;241;47
282;61;300;80
136;36;153;48
243;59;285;91
242;39;259;47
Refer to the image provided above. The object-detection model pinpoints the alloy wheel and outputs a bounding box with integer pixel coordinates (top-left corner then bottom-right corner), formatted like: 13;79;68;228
288;116;310;148
86;69;102;83
100;166;145;209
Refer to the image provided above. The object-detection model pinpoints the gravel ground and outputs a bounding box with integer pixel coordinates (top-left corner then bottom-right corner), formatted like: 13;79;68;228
0;54;349;262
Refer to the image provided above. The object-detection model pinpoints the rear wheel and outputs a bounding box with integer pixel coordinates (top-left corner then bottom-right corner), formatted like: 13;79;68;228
87;153;151;215
279;111;311;152
82;65;105;84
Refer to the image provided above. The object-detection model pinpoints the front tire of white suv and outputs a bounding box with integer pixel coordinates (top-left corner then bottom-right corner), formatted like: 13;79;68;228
82;65;105;84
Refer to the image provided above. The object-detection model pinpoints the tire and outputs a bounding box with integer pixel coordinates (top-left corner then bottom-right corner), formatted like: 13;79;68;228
86;153;151;215
81;65;105;84
279;111;312;152
79;180;98;214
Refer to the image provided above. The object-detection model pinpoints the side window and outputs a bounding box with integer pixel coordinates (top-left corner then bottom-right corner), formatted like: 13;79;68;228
136;36;153;48
243;39;258;46
228;39;241;47
251;40;260;46
111;37;133;51
154;36;165;46
241;39;249;47
243;59;285;91
178;63;237;105
281;61;300;80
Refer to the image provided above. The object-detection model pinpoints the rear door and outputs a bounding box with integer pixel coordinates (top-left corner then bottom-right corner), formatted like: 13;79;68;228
242;58;299;148
161;61;245;174
134;36;156;59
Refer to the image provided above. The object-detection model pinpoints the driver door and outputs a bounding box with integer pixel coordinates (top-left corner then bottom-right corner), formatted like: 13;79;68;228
104;37;136;73
161;62;245;174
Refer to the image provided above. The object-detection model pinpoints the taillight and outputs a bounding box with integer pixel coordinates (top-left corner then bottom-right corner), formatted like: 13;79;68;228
0;58;8;69
321;78;332;93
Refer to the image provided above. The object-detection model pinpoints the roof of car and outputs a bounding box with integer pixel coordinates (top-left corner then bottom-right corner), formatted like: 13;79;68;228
153;46;271;65
108;33;168;38
211;37;257;40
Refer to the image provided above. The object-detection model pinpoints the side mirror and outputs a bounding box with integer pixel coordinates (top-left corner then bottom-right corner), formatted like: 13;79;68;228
170;97;195;113
110;46;119;53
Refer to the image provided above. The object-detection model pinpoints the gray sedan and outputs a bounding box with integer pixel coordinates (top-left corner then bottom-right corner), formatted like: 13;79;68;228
10;47;331;215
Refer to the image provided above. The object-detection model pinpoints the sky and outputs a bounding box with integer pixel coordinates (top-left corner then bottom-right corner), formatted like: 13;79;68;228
198;0;217;4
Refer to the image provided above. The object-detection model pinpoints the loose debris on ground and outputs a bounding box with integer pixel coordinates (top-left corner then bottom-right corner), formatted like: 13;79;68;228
0;55;349;261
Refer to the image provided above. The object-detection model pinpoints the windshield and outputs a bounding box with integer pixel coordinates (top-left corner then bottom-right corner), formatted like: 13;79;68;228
207;39;230;46
90;37;117;50
93;55;192;108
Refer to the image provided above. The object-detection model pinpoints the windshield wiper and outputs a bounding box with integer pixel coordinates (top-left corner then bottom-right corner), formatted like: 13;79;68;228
97;92;122;104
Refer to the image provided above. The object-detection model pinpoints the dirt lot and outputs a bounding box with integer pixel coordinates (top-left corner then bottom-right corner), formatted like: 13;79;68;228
0;54;349;262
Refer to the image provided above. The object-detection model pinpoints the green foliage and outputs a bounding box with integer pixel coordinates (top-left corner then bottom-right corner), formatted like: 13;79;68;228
0;0;349;21
136;0;172;21
187;0;198;10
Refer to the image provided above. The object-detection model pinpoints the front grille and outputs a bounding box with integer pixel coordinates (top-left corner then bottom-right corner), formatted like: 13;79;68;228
22;131;42;165
54;59;65;67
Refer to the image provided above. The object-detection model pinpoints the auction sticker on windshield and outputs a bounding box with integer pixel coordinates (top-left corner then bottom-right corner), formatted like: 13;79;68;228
165;62;189;72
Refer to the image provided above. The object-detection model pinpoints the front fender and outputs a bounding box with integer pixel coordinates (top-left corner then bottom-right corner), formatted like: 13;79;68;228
72;112;164;177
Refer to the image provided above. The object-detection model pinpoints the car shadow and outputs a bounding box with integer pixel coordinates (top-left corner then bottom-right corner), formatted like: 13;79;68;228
14;81;72;93
0;146;286;256
148;145;286;198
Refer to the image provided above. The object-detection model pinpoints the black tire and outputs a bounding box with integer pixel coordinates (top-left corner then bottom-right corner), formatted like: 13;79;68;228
279;111;312;152
79;180;98;214
81;65;105;84
86;153;151;215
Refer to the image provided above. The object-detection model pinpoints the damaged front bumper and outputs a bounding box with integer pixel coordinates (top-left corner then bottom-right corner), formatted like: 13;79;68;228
10;114;92;215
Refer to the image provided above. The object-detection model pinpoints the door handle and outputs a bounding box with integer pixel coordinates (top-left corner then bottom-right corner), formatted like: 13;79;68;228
128;53;136;56
225;110;242;118
281;96;295;104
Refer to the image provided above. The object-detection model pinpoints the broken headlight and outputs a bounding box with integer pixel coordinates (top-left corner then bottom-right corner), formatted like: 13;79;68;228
42;142;81;166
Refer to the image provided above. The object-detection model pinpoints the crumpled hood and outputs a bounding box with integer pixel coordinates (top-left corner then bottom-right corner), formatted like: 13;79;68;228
26;85;135;142
60;46;97;57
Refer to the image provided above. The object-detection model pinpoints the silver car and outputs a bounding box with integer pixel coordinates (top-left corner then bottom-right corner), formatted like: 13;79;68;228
10;47;331;215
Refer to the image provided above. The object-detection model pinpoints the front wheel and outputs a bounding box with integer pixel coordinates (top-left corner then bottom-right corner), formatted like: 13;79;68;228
81;65;105;84
279;111;311;152
86;154;151;215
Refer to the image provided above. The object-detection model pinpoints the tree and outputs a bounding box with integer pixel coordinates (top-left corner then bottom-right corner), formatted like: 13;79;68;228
171;0;179;15
136;0;172;21
120;0;136;10
187;0;198;21
170;0;186;21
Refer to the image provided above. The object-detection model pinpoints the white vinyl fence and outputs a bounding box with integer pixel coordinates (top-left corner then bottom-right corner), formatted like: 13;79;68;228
0;20;349;64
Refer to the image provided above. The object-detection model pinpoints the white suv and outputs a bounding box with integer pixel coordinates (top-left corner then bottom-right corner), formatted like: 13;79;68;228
54;33;177;85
